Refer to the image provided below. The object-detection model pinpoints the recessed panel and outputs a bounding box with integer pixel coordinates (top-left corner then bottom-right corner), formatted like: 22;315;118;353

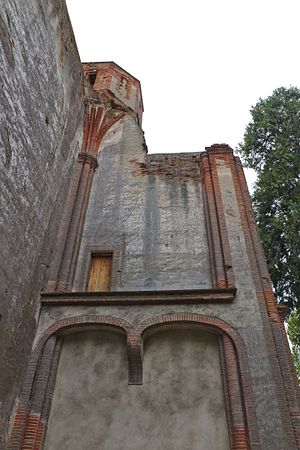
45;328;229;450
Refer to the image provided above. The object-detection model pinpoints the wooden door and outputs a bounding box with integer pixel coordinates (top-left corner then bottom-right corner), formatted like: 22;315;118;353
87;255;112;291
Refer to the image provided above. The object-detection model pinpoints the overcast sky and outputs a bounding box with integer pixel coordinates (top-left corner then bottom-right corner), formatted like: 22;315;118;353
66;0;300;189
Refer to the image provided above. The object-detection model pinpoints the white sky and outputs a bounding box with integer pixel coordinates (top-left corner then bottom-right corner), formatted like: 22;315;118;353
66;0;300;190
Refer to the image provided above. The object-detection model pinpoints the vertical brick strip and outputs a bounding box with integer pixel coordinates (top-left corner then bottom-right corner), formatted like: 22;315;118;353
47;159;83;291
232;156;299;449
67;162;95;290
57;154;97;292
35;339;63;450
218;337;233;446
201;157;217;287
201;152;227;287
201;145;235;288
127;331;143;385
22;337;56;450
223;335;249;450
207;147;235;288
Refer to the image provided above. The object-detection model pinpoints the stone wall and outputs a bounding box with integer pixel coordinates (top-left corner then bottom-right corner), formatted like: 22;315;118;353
0;0;83;444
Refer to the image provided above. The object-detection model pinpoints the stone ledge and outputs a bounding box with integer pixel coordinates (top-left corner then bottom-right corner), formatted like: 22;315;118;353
41;288;236;306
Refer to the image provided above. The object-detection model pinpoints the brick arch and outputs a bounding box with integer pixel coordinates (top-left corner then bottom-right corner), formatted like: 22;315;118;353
8;315;134;450
135;313;261;450
137;312;239;338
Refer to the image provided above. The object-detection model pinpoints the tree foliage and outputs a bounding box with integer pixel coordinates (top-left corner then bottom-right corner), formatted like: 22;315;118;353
287;309;300;380
238;86;300;309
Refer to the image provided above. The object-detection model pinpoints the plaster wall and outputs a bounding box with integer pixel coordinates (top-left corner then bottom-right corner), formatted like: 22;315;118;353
0;0;83;442
38;156;287;448
44;328;229;450
74;116;211;291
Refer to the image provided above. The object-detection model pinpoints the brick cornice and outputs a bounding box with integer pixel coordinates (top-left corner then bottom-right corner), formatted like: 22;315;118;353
40;287;236;306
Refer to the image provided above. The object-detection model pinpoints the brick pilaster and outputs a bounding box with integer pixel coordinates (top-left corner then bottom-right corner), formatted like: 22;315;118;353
200;144;235;288
231;155;300;449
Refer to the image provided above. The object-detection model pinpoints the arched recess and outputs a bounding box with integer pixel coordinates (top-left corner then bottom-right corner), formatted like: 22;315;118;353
8;313;261;450
135;313;261;450
7;315;134;450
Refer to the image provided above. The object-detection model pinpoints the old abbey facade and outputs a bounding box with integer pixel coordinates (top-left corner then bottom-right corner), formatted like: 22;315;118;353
6;60;300;450
1;3;299;449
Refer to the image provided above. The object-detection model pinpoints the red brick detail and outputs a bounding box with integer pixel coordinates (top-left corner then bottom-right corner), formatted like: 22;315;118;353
230;156;300;448
232;427;249;450
200;145;235;288
7;406;29;450
34;420;46;450
47;151;98;292
8;315;135;449
127;332;143;385
82;103;125;155
82;62;144;124
136;312;260;449
8;411;46;450
9;313;262;449
223;336;249;449
47;99;125;294
131;154;202;181
21;413;41;450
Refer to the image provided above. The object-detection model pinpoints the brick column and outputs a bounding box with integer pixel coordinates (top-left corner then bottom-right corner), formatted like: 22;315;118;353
47;152;98;292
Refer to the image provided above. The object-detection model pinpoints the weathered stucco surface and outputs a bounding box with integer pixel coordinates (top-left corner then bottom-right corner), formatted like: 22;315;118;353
74;116;211;291
37;153;287;449
0;0;83;443
45;328;229;450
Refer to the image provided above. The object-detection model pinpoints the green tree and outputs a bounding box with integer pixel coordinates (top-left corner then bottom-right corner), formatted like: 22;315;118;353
238;86;300;308
287;309;300;380
238;87;300;376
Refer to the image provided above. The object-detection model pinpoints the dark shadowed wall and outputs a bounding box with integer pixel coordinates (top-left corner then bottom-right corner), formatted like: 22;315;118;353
0;0;83;444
